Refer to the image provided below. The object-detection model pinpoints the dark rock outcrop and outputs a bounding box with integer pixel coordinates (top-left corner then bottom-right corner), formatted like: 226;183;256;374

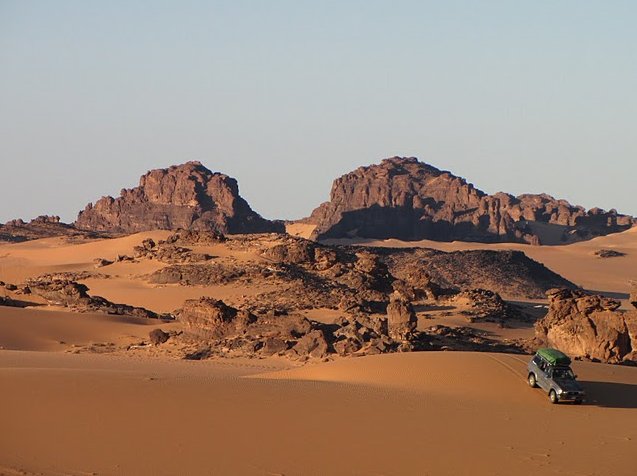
594;249;627;258
535;289;637;364
0;216;100;243
26;276;163;319
75;162;283;235
307;157;634;244
380;247;576;299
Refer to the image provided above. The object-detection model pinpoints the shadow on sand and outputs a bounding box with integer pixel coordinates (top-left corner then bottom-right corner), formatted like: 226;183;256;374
581;380;637;409
585;290;630;300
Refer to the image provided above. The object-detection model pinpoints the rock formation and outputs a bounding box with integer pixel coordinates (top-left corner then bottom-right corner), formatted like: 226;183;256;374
447;288;514;323
535;289;637;364
0;216;99;243
381;248;576;299
75;162;283;234
307;157;634;244
26;276;163;319
386;297;417;341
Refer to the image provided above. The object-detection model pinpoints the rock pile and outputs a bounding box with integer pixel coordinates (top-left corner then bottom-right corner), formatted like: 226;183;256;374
176;297;419;360
448;289;515;323
132;238;212;264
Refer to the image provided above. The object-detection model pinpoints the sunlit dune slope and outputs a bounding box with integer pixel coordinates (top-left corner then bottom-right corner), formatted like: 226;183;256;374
1;351;635;476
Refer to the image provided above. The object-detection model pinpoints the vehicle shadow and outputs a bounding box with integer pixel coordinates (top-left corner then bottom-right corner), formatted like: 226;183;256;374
580;380;637;409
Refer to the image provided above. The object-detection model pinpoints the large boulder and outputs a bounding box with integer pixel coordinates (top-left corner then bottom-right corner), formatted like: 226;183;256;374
176;298;255;339
75;162;283;234
386;297;417;341
535;289;637;364
307;157;634;244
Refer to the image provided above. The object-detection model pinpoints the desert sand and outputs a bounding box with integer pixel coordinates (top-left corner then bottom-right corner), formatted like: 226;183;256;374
1;229;637;475
1;349;636;475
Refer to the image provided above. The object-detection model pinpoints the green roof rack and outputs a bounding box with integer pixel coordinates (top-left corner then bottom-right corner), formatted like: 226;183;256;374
537;348;571;366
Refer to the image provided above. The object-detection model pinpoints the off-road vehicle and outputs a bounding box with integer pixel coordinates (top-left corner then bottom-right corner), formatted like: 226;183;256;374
527;348;585;404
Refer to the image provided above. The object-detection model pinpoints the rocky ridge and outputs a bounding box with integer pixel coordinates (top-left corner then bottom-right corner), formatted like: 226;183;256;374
308;157;634;244
0;216;102;243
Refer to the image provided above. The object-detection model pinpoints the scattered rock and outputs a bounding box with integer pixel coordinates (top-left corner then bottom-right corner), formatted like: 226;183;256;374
594;249;627;258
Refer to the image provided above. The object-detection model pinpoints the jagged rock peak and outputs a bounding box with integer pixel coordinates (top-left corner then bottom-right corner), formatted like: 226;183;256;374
308;156;634;244
75;162;284;235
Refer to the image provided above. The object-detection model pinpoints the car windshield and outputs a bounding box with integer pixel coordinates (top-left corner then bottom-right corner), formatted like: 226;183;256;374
552;368;575;379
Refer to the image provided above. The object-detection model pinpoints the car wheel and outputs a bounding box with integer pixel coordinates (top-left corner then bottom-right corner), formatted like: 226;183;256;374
574;399;583;405
528;373;537;388
549;390;559;404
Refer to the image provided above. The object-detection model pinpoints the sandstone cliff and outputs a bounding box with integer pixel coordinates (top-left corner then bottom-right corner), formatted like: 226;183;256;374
308;157;634;243
75;162;283;234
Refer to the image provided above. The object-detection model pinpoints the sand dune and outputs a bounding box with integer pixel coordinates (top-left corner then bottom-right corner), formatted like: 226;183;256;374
1;350;635;475
0;306;180;352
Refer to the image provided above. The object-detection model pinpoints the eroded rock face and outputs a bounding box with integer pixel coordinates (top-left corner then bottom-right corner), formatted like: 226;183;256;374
75;162;283;234
535;289;637;364
308;157;634;243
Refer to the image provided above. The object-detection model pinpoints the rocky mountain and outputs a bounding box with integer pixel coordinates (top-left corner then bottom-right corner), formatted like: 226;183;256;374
307;157;634;244
75;162;283;234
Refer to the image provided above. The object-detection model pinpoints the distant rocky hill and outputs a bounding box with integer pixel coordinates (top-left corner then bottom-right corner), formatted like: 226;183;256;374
307;157;634;244
0;216;99;243
75;162;283;234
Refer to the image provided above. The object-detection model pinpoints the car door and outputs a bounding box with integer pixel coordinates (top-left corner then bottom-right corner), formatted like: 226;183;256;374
537;362;551;391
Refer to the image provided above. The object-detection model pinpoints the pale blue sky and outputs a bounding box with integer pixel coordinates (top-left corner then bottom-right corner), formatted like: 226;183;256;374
1;0;635;223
